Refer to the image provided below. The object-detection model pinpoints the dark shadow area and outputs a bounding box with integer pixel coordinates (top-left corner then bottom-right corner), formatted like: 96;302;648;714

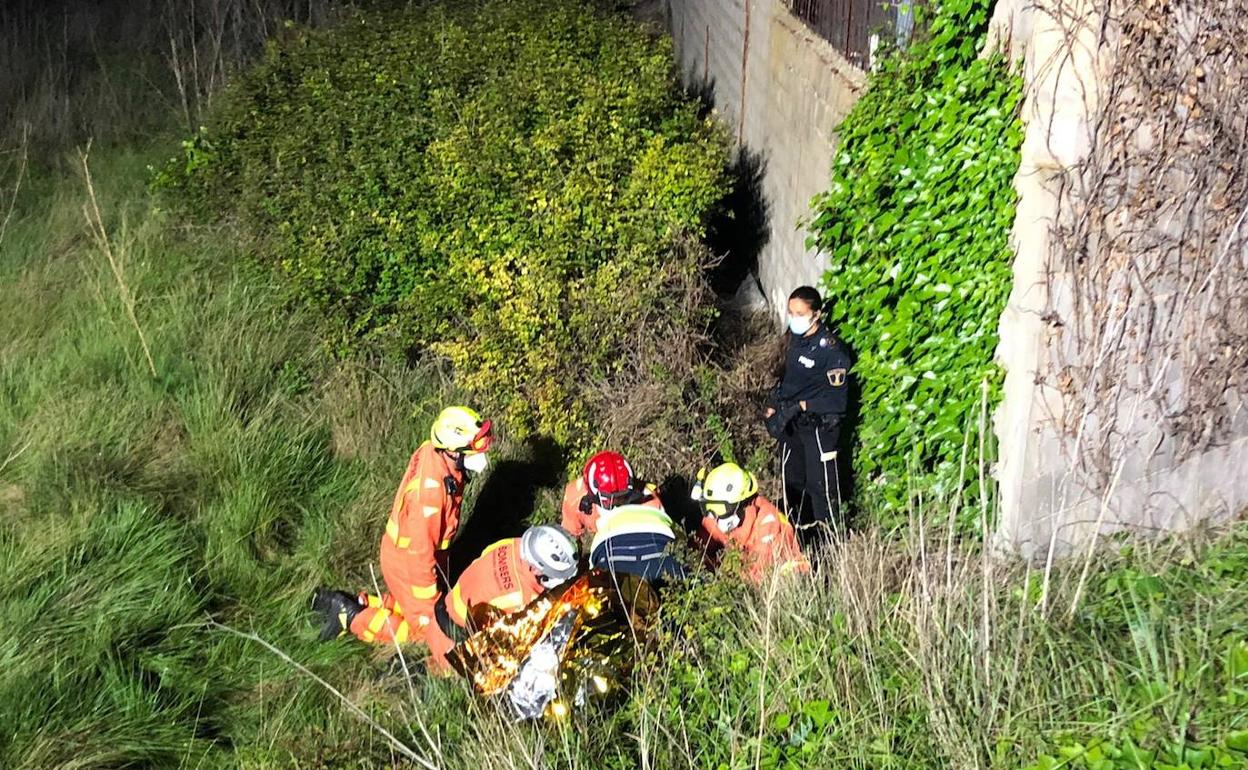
657;472;703;535
686;76;718;122
832;329;861;529
682;70;770;297
707;146;771;297
446;435;566;584
684;72;772;297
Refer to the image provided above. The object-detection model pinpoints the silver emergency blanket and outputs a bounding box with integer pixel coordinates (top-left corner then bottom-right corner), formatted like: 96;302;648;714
447;569;658;722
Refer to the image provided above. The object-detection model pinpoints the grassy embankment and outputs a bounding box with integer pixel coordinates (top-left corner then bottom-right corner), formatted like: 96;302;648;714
1;2;1247;768
0;144;471;768
3;151;1247;770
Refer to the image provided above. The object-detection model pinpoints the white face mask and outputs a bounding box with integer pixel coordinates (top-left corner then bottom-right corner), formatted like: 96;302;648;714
462;452;489;474
788;314;814;336
715;514;742;534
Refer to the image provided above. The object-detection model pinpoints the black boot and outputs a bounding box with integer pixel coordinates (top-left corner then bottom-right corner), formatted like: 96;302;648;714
311;588;362;641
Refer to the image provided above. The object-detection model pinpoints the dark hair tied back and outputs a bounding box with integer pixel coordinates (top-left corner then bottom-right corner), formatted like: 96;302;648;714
788;285;822;311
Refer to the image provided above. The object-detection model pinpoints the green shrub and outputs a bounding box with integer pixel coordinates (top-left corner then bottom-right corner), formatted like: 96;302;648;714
163;0;729;450
807;0;1023;529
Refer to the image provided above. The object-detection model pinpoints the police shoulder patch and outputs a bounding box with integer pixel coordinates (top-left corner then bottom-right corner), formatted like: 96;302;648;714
827;368;847;387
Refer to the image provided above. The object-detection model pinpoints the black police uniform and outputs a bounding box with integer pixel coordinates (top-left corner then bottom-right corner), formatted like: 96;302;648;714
767;323;852;542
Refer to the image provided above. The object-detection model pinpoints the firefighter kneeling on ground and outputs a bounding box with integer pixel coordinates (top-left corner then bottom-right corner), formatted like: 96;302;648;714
312;405;492;665
560;450;665;542
566;452;684;582
434;525;579;642
692;463;809;583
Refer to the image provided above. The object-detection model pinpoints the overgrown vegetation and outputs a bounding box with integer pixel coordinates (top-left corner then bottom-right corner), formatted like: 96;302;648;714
163;0;730;452
5;143;1237;769
621;525;1248;770
808;0;1023;529
3;2;1245;769
0;0;338;152
0;147;440;767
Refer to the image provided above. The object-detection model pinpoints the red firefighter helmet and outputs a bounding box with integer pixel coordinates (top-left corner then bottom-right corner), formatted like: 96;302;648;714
583;451;635;508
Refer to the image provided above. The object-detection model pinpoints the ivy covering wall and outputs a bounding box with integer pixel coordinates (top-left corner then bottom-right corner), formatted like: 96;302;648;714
808;0;1023;528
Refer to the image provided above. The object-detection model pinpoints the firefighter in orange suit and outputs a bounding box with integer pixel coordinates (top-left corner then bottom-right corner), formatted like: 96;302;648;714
435;525;578;636
312;406;492;659
692;463;809;583
560;450;665;539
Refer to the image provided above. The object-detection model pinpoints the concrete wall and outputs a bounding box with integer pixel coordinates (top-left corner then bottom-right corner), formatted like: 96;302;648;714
665;0;1247;557
987;0;1248;560
666;0;865;313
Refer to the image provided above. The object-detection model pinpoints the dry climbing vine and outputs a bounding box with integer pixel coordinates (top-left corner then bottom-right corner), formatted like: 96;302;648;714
1042;0;1248;496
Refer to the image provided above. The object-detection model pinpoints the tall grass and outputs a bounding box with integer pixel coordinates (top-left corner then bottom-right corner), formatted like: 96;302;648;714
3;143;1246;769
0;144;451;768
0;0;340;152
1;17;1245;770
431;522;1247;770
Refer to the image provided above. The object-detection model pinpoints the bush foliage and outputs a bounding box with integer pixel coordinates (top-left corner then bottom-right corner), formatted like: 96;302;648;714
164;0;729;449
808;0;1023;528
5;108;1247;770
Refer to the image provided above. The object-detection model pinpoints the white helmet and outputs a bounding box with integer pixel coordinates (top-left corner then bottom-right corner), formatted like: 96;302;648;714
519;525;579;589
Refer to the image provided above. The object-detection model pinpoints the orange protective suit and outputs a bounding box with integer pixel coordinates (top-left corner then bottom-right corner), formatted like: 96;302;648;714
445;538;544;630
559;479;665;538
351;441;464;656
699;495;809;583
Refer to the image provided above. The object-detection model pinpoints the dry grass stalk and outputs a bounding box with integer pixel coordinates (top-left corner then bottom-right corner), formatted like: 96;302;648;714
78;142;157;377
207;621;441;770
0;124;29;249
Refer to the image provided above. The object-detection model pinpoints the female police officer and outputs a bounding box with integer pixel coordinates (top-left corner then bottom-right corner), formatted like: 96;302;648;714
763;286;852;545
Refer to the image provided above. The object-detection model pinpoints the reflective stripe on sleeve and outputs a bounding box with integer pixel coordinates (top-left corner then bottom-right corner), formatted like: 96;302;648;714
492;591;524;611
451;585;468;624
479;539;509;556
411;583;438;600
362;610;390;642
385;519;412;549
367;611;389;634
